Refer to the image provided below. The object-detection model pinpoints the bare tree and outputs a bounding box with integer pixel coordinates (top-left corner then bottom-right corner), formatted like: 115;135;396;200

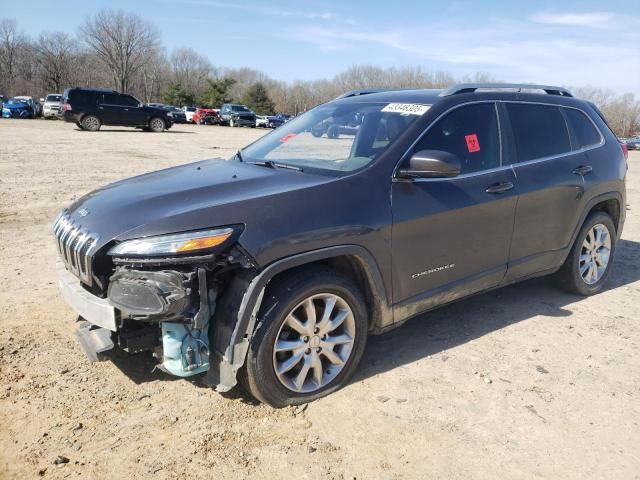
34;32;80;92
0;18;28;94
79;9;160;93
169;47;212;98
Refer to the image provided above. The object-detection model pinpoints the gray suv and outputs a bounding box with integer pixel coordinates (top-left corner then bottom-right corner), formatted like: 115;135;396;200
54;83;626;406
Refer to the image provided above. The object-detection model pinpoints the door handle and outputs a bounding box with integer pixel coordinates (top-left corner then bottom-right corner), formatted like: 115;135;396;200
485;182;514;194
573;165;593;176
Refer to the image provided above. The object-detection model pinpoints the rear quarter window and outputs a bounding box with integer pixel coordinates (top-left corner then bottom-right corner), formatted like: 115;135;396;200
506;103;571;162
564;108;601;149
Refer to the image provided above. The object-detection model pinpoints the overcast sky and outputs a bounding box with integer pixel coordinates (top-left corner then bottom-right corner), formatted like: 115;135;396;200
4;0;640;95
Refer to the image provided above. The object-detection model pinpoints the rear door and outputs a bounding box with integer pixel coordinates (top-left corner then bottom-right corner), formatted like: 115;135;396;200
98;93;124;124
502;102;595;281
391;102;518;314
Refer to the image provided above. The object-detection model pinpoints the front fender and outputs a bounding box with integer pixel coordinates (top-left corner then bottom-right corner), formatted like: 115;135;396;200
203;245;391;391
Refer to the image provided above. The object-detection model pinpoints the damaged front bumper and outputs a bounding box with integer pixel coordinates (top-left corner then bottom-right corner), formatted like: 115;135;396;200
56;243;261;392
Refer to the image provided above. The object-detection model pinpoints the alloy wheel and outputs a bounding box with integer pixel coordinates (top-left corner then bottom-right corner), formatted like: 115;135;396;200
579;223;611;285
272;293;356;393
150;118;164;132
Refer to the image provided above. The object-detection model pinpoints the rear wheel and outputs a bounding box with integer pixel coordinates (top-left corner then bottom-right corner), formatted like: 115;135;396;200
554;211;616;296
81;115;101;131
149;117;166;132
241;267;368;407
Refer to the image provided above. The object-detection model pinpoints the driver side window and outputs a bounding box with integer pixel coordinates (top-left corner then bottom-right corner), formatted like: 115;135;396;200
413;103;500;174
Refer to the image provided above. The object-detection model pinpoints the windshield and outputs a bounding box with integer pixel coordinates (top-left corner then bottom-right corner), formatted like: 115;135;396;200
7;99;27;105
46;95;61;102
241;101;428;173
231;105;250;112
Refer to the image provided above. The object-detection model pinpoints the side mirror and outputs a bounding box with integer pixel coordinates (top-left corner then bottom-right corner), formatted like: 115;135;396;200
398;150;461;178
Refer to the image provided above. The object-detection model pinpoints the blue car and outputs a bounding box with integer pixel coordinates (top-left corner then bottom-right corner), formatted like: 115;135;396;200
2;97;35;119
267;113;292;129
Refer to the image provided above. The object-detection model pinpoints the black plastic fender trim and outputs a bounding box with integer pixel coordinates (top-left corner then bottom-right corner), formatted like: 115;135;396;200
203;244;392;392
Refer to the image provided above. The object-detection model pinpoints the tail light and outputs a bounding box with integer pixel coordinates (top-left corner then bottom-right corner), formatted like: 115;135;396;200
621;142;628;161
63;102;72;112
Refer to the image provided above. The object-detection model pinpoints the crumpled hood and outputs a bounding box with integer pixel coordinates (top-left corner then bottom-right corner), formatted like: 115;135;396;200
65;158;331;250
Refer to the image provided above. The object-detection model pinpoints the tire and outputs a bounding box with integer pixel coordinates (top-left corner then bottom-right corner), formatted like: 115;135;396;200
81;115;101;131
229;118;236;127
327;125;340;139
311;126;324;138
241;266;368;407
149;117;166;132
76;121;84;130
554;211;616;296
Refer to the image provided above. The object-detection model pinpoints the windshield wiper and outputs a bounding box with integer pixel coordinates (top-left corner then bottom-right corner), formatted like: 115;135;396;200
247;160;303;172
235;150;244;162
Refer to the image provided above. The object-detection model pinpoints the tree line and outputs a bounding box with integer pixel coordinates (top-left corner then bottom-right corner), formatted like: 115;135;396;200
1;11;638;135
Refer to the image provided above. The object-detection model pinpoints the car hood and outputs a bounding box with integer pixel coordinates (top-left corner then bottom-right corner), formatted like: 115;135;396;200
65;159;332;250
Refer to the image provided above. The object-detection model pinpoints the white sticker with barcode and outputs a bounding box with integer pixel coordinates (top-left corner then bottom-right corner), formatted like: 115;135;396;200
381;103;431;116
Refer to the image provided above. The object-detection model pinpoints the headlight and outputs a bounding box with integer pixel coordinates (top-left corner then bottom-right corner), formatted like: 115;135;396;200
108;227;236;257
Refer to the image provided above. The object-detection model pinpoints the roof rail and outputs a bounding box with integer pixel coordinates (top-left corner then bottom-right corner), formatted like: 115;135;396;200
334;88;393;100
440;83;573;98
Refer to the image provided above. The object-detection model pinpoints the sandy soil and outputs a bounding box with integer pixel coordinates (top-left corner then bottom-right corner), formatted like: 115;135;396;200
0;119;638;480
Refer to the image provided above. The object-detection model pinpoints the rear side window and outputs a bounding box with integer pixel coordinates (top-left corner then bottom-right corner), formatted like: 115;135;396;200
564;108;601;149
413;102;500;174
506;103;571;162
101;93;120;104
68;90;94;105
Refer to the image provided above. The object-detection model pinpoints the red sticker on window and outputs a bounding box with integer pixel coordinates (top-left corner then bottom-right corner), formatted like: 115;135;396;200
279;133;297;143
465;134;480;153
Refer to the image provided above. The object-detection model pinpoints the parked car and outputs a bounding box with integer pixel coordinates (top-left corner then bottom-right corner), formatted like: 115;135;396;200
13;96;42;117
54;83;626;407
193;108;220;125
42;93;62;119
267;113;292;129
165;105;187;123
147;103;187;124
59;88;173;132
624;138;640;151
182;106;197;123
2;97;35;118
219;103;256;127
256;115;270;128
311;114;361;138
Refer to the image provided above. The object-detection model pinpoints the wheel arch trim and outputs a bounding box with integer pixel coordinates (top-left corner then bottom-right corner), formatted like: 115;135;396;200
203;245;392;392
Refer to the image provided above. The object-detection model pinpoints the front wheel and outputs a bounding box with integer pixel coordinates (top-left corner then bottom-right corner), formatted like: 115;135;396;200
149;117;166;132
229;118;236;127
554;211;616;296
241;267;368;407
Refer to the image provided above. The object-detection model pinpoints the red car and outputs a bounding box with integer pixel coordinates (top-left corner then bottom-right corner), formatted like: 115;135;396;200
192;108;220;125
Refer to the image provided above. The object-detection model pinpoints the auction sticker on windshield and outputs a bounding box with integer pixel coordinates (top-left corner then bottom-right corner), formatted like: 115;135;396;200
381;103;431;116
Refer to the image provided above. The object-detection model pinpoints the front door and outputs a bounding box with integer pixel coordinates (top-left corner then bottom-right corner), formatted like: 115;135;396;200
391;102;517;318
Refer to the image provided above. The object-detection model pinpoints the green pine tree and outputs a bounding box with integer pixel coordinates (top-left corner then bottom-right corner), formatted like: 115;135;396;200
163;83;196;106
200;77;237;108
242;82;275;115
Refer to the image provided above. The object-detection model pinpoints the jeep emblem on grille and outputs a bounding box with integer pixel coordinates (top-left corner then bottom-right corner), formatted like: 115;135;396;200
78;208;89;217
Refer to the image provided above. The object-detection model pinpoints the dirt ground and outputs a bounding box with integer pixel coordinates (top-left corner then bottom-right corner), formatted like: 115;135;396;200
0;119;638;480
